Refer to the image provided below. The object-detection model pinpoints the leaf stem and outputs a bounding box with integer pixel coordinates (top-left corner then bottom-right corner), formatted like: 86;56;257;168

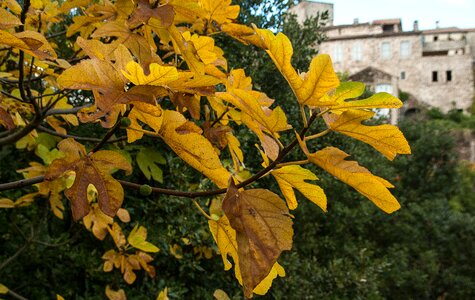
304;128;331;141
275;159;309;168
300;105;308;128
192;199;212;220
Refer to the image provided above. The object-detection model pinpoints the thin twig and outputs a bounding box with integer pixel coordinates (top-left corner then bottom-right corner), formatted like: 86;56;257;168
0;113;320;198
46;30;66;39
0;176;44;192
37;125;127;143
0;90;24;102
275;159;309;168
7;289;29;300
45;103;91;116
90;110;130;153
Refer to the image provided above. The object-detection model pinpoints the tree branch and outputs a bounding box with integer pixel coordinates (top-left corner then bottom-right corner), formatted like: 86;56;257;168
45;104;91;117
0;113;320;197
0;176;44;192
37;125;126;143
90;110;130;153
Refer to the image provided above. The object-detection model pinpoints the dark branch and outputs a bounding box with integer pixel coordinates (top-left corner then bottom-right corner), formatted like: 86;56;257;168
90;110;131;153
0;113;319;198
0;176;45;192
37;125;127;143
45;104;91;117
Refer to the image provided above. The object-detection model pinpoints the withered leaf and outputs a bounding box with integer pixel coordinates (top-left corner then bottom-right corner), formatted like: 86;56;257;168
222;181;293;298
45;139;132;220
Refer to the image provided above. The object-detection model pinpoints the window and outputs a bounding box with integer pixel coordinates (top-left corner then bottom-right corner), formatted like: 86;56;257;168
375;84;393;94
400;71;406;80
446;70;452;82
432;71;438;82
333;45;343;62
400;41;411;58
381;42;391;59
433;36;438;41
352;42;363;61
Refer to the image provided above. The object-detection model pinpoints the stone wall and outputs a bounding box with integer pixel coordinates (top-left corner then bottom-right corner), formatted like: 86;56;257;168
320;33;474;112
288;1;333;26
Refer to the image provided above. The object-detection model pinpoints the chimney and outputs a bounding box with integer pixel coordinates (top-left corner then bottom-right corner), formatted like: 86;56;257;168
436;21;440;28
353;18;359;25
413;20;419;31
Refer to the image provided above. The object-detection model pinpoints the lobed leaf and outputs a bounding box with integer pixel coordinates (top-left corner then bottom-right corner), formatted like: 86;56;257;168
222;181;293;298
272;165;327;210
302;144;401;214
327;110;411;160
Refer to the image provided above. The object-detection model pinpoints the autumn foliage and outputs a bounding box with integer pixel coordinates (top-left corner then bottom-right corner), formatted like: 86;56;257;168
0;0;410;298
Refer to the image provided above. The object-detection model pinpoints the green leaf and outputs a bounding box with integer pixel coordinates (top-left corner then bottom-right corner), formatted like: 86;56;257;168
128;224;160;253
0;283;8;294
35;144;64;165
136;148;166;183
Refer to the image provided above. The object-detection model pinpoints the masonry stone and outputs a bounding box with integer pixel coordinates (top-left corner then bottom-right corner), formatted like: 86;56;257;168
290;1;475;113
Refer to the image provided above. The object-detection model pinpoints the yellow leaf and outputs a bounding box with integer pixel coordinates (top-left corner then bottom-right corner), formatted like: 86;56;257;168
302;144;400;213
156;287;169;300
327;110;411;160
272;165;327;210
253;262;285;295
222;181;293;298
158;110;230;188
126;101;163;143
108;222;127;249
208;215;287;297
117;208;131;223
298;55;340;106
83;203;113;240
326;82;403;110
0;198;15;208
0;8;22;29
213;289;230;300
169;244;183;259
0;30;57;59
201;0;240;25
105;285;127;300
0;283;8;294
226;133;244;171
252;30;339;106
127;224;160;253
56;295;64;300
208;216;238;272
122;61;179;86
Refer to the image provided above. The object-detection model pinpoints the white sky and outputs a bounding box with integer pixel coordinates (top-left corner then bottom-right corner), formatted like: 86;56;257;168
326;0;475;31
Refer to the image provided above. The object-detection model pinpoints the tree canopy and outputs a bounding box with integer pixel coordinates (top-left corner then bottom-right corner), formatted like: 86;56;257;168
0;0;418;298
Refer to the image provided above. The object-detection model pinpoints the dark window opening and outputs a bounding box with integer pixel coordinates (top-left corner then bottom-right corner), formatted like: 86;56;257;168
432;71;438;82
422;50;449;56
433;36;438;41
383;24;394;33
446;70;452;82
401;71;406;80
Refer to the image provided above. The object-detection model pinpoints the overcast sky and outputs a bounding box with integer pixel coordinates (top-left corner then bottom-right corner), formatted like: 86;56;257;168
327;0;475;31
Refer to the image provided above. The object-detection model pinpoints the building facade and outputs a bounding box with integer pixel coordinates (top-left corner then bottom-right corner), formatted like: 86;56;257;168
290;1;475;114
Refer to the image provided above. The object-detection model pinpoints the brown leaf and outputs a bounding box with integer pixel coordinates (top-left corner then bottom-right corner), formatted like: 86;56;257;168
222;181;293;298
45;139;132;220
203;122;232;149
127;1;174;28
0;107;15;130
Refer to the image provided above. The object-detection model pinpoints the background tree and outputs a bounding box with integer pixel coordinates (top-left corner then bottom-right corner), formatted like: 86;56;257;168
1;1;472;300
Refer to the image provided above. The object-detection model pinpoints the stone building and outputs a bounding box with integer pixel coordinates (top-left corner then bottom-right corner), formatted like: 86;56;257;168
290;1;475;115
